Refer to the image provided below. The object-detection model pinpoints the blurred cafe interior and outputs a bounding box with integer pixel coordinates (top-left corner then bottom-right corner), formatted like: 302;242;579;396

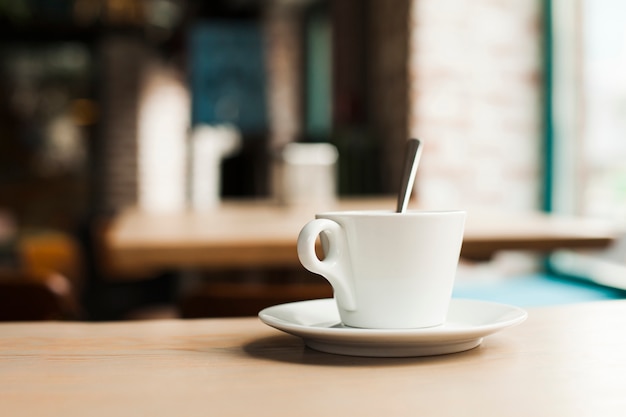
1;0;626;321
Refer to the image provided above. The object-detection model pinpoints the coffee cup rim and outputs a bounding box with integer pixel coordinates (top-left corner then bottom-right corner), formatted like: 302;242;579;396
315;209;466;217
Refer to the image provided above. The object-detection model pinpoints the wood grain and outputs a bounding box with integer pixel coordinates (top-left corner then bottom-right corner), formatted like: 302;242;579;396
2;301;626;416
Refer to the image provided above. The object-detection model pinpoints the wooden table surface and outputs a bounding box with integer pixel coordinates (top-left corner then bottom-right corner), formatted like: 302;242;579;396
103;197;618;274
2;300;626;416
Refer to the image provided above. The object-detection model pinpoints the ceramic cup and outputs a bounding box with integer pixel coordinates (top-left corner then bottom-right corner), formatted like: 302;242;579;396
297;210;466;329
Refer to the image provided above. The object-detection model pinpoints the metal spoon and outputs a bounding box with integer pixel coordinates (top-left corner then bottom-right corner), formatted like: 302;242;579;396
396;138;422;213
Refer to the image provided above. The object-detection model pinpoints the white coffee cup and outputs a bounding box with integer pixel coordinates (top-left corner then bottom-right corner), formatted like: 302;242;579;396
297;210;466;329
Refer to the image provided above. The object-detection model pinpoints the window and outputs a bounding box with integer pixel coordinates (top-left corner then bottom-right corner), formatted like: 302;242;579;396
550;0;626;287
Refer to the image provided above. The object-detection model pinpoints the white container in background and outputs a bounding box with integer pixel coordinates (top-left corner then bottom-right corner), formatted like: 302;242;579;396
189;125;241;210
274;142;338;206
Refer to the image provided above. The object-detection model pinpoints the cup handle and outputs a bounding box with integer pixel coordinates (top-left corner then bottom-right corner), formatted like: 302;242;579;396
297;219;356;311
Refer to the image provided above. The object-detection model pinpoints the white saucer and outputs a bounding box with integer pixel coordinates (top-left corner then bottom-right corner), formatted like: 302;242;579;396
258;298;527;357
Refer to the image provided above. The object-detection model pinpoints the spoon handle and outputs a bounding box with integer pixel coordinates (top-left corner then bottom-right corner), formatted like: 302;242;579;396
396;138;422;213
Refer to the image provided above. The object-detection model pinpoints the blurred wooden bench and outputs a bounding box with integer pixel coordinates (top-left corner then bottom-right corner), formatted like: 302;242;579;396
178;273;332;318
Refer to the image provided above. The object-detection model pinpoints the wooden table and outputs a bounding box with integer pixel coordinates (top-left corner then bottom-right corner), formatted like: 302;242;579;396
2;300;626;416
104;197;618;275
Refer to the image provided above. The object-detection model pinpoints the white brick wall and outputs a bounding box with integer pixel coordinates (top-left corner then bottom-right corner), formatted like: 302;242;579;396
409;0;542;211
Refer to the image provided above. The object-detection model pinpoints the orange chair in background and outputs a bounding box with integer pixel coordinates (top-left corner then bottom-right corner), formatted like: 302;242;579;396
0;230;83;321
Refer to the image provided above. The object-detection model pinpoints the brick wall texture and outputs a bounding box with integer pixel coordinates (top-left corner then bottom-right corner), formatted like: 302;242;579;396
98;35;145;213
95;1;543;213
264;3;303;150
367;0;411;193
409;0;542;210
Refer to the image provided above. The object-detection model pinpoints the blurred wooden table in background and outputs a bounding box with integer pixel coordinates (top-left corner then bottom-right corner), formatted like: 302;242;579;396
103;197;618;277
